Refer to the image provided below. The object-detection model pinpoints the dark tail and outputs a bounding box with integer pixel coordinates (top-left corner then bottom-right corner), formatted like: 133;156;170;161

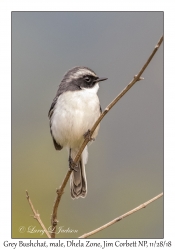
70;148;88;199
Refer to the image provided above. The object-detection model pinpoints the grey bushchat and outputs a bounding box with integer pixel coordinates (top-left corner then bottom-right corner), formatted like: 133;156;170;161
48;66;107;199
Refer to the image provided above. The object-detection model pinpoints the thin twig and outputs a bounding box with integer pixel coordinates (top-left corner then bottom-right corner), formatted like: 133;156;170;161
51;35;163;238
50;170;72;238
79;192;163;238
26;190;51;238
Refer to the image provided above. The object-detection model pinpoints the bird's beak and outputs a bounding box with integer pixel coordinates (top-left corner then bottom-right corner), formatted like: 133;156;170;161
95;77;108;83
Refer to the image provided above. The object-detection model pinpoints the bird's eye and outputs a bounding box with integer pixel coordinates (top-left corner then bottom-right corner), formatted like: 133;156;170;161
84;76;91;83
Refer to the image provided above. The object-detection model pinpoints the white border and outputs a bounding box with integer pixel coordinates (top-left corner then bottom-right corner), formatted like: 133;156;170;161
1;0;175;248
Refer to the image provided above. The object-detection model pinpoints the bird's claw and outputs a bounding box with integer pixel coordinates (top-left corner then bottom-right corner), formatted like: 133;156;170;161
84;129;95;141
69;156;78;172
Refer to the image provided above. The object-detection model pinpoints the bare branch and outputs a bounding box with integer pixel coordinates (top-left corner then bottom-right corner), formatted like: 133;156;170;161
50;171;72;238
79;192;163;238
26;190;51;238
50;35;163;238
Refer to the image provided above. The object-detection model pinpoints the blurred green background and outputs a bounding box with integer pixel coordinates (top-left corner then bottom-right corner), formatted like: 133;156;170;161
12;12;163;238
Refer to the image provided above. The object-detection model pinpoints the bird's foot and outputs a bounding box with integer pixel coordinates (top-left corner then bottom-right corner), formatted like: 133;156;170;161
69;156;78;172
83;129;95;141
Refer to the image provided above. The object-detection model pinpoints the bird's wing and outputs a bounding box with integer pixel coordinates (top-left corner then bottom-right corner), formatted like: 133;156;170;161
48;95;63;150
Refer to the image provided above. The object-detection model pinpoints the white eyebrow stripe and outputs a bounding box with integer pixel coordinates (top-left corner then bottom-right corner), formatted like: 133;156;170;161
73;69;97;78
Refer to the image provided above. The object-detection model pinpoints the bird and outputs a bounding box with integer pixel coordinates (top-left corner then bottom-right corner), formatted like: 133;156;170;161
48;66;107;199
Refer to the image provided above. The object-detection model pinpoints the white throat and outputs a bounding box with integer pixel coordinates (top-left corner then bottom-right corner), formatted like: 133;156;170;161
80;83;99;94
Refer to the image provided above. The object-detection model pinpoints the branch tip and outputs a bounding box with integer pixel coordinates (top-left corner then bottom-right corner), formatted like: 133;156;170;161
26;190;29;198
25;189;51;238
134;75;144;81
